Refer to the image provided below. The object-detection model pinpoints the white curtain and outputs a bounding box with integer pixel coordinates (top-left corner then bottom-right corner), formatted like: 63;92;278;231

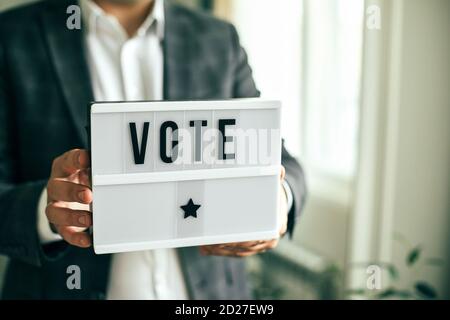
216;0;364;181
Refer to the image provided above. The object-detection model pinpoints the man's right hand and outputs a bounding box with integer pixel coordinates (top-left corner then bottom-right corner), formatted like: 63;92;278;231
45;149;93;248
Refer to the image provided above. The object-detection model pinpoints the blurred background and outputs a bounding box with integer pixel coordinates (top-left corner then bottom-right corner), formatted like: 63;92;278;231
1;0;449;299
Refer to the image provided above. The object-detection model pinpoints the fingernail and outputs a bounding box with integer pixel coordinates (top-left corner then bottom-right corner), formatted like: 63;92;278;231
78;190;86;202
78;215;87;226
77;152;82;166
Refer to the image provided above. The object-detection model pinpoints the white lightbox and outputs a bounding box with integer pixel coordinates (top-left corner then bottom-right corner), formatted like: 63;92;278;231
89;98;281;254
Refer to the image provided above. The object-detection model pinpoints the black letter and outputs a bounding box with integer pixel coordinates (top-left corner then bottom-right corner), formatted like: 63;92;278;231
129;122;150;165
160;121;179;163
190;120;208;162
218;119;236;160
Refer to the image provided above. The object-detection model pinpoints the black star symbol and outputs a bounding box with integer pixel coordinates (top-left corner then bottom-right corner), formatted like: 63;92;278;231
180;198;201;219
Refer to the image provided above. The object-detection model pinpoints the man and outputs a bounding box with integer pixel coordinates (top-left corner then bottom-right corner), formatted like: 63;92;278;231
0;0;306;299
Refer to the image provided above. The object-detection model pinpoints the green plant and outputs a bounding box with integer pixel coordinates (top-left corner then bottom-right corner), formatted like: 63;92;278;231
347;234;445;300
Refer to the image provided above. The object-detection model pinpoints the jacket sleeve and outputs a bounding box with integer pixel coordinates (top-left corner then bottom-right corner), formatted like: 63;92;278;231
0;39;49;267
229;25;307;236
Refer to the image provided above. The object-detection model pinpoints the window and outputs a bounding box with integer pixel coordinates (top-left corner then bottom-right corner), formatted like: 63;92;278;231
302;0;364;179
217;0;364;183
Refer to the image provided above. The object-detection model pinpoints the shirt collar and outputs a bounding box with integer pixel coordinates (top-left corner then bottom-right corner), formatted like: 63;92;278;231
80;0;165;40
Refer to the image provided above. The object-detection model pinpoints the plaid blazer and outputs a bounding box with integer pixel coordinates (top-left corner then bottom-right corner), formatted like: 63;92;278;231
0;0;306;299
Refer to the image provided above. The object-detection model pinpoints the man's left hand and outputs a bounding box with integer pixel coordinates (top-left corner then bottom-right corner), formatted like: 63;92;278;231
199;166;288;258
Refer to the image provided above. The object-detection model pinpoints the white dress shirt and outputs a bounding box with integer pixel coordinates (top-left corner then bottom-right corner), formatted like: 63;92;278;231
38;0;188;300
37;0;294;300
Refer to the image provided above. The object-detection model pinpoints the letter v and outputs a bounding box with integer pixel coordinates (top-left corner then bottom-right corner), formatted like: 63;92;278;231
129;122;150;165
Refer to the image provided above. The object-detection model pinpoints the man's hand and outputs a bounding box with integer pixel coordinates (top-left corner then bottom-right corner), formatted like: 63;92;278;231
199;166;288;258
45;149;93;248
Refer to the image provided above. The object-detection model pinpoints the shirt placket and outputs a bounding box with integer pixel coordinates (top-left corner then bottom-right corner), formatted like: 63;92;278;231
152;249;169;299
122;37;145;101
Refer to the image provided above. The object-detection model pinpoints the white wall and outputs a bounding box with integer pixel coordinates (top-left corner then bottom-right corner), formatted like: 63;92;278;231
389;0;450;297
349;0;450;298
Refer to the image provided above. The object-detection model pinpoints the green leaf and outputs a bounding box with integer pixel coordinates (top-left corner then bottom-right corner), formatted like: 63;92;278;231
387;264;399;280
346;289;366;296
375;288;397;299
375;288;413;300
415;282;437;299
394;291;413;299
407;247;422;266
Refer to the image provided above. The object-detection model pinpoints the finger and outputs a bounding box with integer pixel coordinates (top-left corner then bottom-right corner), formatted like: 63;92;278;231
56;226;92;248
199;246;210;256
227;244;273;257
235;251;260;257
221;244;259;252
235;240;264;247
47;179;92;203
205;240;267;252
280;165;286;181
242;239;279;252
199;245;216;255
221;240;269;250
77;168;91;186
200;245;224;255
52;149;90;178
205;247;244;257
226;243;268;253
203;243;264;257
66;168;91;187
218;240;262;249
217;247;260;258
223;239;279;253
46;204;92;228
200;239;279;257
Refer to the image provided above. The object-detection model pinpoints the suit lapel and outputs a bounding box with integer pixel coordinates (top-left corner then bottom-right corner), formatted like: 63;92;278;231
164;2;210;299
41;0;193;143
163;1;195;100
41;0;201;298
40;0;93;144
